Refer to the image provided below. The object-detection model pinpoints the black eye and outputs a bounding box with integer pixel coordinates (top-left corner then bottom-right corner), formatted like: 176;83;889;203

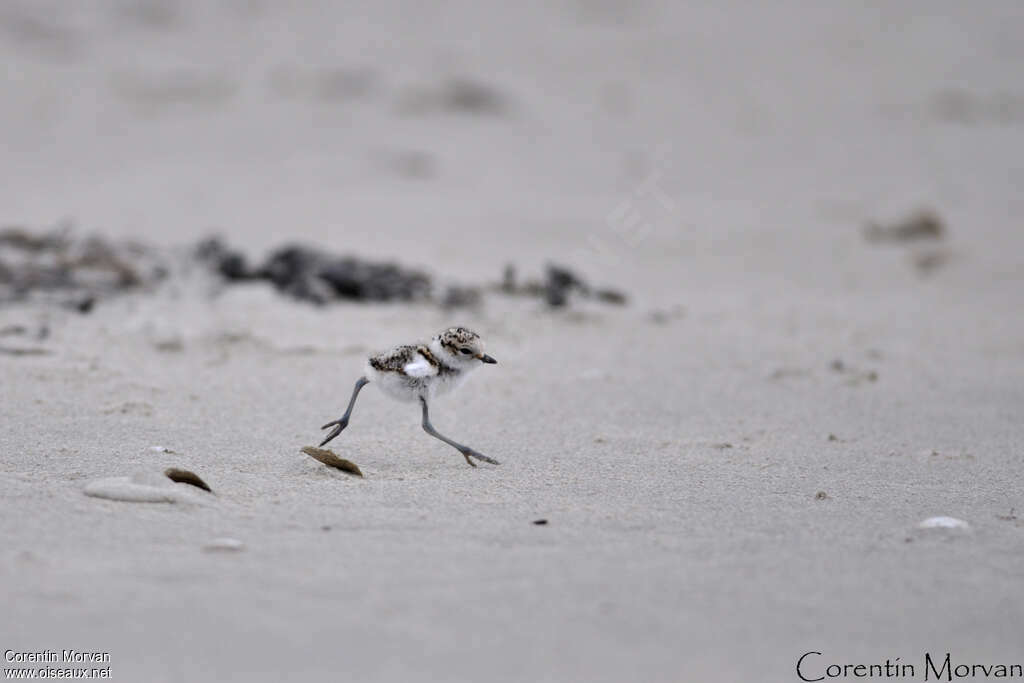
460;348;473;355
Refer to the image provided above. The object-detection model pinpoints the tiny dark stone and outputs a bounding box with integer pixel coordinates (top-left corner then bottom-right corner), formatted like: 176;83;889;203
532;519;548;526
815;491;828;500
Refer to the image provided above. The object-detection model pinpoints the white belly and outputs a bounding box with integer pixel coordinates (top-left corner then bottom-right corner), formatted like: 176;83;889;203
365;364;423;402
364;363;470;403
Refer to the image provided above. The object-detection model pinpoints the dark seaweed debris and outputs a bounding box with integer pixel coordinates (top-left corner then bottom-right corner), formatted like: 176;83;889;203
197;238;627;309
0;226;168;309
864;210;944;243
499;263;628;308
0;228;628;312
196;239;432;305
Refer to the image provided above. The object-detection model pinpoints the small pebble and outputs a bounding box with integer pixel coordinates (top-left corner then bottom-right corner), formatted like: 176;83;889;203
532;519;548;526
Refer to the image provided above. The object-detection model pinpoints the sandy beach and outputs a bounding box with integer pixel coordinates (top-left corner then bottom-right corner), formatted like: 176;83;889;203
2;2;1023;681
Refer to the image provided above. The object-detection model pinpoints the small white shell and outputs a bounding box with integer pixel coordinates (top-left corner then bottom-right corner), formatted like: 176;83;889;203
203;538;245;552
84;470;209;504
918;516;970;530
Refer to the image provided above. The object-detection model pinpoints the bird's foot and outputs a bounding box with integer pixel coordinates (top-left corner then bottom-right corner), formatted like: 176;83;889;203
319;418;348;447
462;449;500;466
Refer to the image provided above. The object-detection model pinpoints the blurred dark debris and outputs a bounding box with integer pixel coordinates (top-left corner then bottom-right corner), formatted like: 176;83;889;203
0;4;83;62
911;247;955;276
267;66;378;103
648;305;685;325
384;149;436;180
929;89;1024;126
864;210;944;243
0;323;48;340
268;246;431;304
195;237;249;280
830;357;878;386
1;229;628;313
440;285;482;310
0;225;168;310
398;78;509;117
114;0;183;31
111;70;237;109
544;265;588;307
0;345;51;356
864;210;956;275
0;323;50;357
497;263;628;309
197;239;628;310
197;239;432;305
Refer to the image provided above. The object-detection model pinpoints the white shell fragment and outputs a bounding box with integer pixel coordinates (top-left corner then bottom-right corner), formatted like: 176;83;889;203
83;470;210;504
918;516;971;530
202;538;245;553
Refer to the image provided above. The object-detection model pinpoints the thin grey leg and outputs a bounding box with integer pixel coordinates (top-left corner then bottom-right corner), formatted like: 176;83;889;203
319;376;370;446
420;397;499;467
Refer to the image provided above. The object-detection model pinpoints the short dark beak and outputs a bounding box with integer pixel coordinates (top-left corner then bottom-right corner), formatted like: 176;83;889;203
478;354;497;364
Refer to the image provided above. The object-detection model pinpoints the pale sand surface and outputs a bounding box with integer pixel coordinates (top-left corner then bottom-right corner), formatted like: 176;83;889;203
1;2;1023;681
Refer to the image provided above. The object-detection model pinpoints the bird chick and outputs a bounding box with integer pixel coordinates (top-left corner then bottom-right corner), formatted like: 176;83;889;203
319;327;499;466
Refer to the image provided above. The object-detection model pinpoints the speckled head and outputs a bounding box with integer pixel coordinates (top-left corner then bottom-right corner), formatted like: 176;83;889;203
433;327;497;366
